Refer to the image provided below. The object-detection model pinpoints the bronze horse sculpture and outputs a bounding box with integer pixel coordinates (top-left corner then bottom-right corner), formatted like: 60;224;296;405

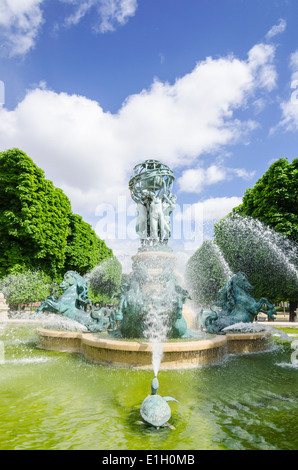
37;271;115;332
198;272;276;334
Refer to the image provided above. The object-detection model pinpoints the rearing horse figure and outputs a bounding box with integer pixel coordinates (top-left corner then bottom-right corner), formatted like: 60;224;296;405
37;271;114;332
198;272;276;335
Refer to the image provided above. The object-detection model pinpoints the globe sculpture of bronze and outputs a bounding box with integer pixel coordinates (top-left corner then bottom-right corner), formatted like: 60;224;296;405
129;160;177;247
198;272;277;334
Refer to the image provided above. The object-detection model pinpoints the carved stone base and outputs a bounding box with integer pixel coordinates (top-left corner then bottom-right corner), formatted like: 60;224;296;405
131;250;177;294
120;249;193;338
36;328;272;369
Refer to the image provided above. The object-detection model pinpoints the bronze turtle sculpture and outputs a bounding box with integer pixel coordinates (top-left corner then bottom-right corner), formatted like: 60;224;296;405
138;377;178;429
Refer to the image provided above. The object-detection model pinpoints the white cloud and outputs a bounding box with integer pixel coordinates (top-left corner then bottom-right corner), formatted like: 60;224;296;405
0;0;44;56
178;196;243;223
62;0;94;26
0;41;276;215
0;0;138;56
177;164;255;193
253;97;266;114
61;0;138;32
232;167;255;179
248;43;277;91
177;166;223;194
271;50;298;133
201;195;243;221
266;18;287;40
290;51;298;74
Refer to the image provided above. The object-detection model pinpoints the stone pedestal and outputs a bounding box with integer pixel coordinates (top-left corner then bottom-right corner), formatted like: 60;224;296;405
132;250;195;328
132;250;197;329
0;292;9;321
123;247;194;336
132;249;176;291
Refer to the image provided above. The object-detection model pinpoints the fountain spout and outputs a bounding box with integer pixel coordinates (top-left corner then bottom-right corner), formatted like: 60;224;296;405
151;377;159;395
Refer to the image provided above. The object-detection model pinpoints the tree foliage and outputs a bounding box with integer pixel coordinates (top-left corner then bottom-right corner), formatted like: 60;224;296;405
64;213;113;276
233;158;298;242
0;270;52;308
87;257;122;305
0;148;113;280
0;149;71;278
185;240;231;308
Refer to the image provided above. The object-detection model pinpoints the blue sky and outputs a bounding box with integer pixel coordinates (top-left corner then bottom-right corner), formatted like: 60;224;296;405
0;0;298;270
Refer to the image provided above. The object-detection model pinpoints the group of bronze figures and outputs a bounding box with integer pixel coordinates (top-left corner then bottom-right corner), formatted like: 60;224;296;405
37;268;276;336
129;160;177;246
37;266;192;338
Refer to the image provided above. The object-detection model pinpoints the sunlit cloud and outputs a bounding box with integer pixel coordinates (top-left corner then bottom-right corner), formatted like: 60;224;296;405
60;0;138;33
0;0;44;56
271;50;298;134
265;18;286;41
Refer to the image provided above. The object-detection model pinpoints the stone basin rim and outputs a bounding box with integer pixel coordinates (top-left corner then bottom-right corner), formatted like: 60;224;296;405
35;327;273;369
35;327;270;352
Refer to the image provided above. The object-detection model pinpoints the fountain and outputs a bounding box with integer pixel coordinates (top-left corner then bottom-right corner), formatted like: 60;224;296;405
36;160;274;371
2;160;298;447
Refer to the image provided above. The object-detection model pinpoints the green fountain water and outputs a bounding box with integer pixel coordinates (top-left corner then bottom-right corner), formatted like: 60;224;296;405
0;324;297;450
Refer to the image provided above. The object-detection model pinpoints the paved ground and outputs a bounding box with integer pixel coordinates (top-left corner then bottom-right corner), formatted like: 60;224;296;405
1;313;298;329
258;321;298;327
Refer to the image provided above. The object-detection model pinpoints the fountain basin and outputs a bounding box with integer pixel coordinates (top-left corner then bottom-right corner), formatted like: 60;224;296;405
36;328;271;369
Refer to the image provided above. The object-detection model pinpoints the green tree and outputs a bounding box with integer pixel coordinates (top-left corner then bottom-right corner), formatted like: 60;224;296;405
0;148;113;280
87;257;122;305
232;157;298;319
233;158;298;241
186;240;231;308
64;213;113;276
0;148;71;278
0;270;52;309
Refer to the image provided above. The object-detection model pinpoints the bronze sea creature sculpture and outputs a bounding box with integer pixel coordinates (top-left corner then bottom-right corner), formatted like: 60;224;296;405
198;272;276;334
37;270;115;332
138;377;178;430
